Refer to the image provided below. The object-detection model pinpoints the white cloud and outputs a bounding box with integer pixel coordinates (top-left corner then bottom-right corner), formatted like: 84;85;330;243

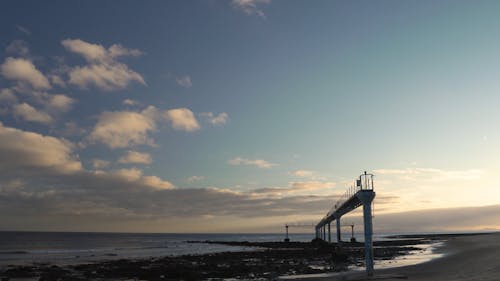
0;88;18;104
252;181;336;197
228;157;277;169
0;179;24;191
0;87;74;122
62;39;145;91
88;106;203;148
13;103;53;124
108;44;143;58
0;125;173;189
62;39;107;62
163;108;200;132
88;108;156;149
31;92;75;113
290;170;315;177
0;122;82;174
122;99;139;106
110;168;173;190
374;167;483;182
1;57;51;89
374;205;500;233
118;150;152;165
49;74;66;88
289;181;335;190
0;179;333;228
231;0;271;18
0;125;393;230
175;75;192;88
16;25;31;35
45;94;74;112
141;175;175;190
58;122;86;137
60;40;143;63
67;63;145;91
200;112;229;126
187;176;205;183
5;40;30;57
92;159;110;169
112;167;143;181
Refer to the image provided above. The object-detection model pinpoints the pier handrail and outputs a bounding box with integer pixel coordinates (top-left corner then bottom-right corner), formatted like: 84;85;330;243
325;171;374;219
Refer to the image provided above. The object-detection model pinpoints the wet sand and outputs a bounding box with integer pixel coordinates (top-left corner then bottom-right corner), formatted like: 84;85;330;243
291;232;500;281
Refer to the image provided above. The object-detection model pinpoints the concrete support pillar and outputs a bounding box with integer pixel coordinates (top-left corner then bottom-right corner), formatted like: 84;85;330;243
328;223;331;243
357;190;376;277
336;218;341;243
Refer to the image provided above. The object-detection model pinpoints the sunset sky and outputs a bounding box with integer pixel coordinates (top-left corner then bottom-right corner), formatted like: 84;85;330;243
1;0;500;233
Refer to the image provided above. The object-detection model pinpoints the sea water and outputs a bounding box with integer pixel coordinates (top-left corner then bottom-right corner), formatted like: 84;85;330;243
0;232;312;266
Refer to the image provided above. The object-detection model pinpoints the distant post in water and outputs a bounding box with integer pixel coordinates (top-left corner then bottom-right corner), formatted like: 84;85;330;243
284;224;290;242
350;224;356;243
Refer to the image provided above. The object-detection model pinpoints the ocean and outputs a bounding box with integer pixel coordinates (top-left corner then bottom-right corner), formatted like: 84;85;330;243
0;232;312;266
0;231;442;269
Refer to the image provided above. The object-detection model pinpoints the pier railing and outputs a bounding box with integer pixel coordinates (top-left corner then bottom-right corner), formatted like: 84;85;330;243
314;171;376;276
324;172;374;220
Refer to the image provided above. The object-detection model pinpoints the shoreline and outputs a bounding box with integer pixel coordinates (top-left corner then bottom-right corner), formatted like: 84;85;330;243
0;233;456;280
291;232;500;281
380;232;500;281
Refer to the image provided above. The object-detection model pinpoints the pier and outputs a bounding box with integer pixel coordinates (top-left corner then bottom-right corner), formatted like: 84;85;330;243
315;171;376;276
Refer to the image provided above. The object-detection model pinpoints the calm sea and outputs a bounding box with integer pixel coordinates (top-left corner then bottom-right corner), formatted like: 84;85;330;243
0;231;441;269
0;232;313;266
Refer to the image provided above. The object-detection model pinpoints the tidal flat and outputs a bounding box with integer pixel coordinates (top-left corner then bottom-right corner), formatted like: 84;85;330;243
0;234;450;280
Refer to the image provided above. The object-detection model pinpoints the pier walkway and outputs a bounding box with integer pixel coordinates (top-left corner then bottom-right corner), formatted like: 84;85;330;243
315;171;376;276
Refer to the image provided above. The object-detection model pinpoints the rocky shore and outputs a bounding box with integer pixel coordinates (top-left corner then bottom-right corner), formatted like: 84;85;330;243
0;236;442;281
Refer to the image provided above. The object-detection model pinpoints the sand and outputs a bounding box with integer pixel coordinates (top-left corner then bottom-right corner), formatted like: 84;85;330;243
289;232;500;281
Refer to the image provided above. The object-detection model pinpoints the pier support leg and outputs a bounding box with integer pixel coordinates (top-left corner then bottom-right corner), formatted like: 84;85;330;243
328;223;331;243
357;191;376;277
336;218;341;243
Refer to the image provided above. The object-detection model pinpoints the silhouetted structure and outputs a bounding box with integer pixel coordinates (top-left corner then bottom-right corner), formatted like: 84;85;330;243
315;171;376;276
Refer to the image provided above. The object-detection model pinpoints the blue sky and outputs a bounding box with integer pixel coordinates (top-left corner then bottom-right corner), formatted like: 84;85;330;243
1;0;500;233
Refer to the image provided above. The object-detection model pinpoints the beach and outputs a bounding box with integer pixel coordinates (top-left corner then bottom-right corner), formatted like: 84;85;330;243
385;232;500;281
293;232;500;281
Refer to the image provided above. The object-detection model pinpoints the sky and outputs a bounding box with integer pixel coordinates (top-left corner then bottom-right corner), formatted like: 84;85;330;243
1;0;500;233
